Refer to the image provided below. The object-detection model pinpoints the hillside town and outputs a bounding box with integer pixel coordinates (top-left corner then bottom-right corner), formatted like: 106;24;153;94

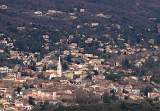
0;0;160;111
0;33;160;110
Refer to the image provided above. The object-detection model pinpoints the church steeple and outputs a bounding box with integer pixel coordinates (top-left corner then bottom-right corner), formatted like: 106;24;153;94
57;56;62;77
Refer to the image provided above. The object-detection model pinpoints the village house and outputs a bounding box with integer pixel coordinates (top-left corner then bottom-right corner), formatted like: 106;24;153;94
0;5;8;10
34;11;43;16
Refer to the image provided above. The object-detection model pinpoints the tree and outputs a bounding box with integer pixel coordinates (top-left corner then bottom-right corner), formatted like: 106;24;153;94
105;73;122;81
29;60;36;71
0;53;7;62
141;86;153;98
102;92;112;103
151;74;160;84
54;104;65;111
28;96;35;106
122;59;131;69
61;61;69;71
75;88;100;105
102;88;119;104
4;46;10;58
65;54;72;63
16;87;22;94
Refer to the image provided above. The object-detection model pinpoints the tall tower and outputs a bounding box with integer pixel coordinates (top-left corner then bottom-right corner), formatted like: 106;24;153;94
57;56;62;77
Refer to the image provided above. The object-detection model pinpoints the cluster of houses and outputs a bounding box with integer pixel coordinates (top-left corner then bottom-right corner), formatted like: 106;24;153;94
0;4;160;111
0;37;160;110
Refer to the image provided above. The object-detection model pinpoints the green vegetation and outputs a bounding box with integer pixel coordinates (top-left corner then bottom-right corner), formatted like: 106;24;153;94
32;100;160;111
105;73;122;81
